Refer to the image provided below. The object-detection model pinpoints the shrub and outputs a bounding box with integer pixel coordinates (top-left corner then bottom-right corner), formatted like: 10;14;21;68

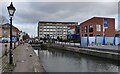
41;43;48;50
106;42;112;45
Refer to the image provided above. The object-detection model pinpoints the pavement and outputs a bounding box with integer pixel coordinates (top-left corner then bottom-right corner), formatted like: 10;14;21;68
88;45;120;50
1;43;45;73
56;41;120;50
51;43;120;61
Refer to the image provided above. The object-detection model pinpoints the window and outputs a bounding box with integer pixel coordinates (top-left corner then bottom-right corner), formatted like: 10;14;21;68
46;26;49;28
39;29;42;31
44;32;47;34
84;26;87;33
39;32;42;34
89;25;93;32
44;26;46;28
85;34;88;36
53;29;56;31
50;29;53;31
13;32;17;36
49;26;53;28
64;26;67;28
46;29;49;31
63;32;67;34
63;30;66;31
44;29;47;31
96;24;101;32
96;34;101;36
89;34;93;36
53;26;56;28
39;26;42;29
3;30;7;34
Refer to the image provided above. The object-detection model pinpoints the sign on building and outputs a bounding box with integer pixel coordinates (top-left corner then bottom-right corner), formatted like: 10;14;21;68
104;18;108;28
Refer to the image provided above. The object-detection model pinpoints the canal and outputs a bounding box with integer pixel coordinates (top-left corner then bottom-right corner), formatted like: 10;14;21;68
34;48;120;72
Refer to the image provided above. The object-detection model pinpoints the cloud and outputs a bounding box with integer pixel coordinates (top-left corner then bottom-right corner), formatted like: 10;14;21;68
13;2;118;23
1;0;119;2
1;2;118;36
0;15;9;24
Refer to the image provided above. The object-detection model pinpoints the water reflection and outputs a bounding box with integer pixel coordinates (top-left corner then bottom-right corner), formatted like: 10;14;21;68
38;49;120;72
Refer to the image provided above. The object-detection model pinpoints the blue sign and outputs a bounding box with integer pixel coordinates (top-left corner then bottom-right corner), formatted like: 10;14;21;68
104;18;108;28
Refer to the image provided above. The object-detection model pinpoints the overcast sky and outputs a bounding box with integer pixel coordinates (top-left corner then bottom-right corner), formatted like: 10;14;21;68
0;0;119;37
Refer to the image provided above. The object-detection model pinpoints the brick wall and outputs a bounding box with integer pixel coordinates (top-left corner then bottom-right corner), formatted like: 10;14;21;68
80;17;115;37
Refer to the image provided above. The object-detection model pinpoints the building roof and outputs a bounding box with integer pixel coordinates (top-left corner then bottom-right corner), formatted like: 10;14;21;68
39;21;78;24
1;23;20;31
80;17;115;25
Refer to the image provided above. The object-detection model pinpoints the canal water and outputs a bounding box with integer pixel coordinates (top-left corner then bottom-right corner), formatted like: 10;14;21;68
34;49;120;72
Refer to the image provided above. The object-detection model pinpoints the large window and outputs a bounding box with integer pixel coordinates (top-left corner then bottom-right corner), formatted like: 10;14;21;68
89;25;93;32
89;34;93;36
96;24;101;32
85;34;88;36
84;26;88;33
3;30;7;34
96;34;101;36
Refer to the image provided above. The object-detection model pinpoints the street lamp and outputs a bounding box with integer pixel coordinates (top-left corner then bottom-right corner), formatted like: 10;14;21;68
74;34;75;47
7;2;16;64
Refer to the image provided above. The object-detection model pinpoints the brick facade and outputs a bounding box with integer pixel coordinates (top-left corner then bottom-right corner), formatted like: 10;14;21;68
0;23;19;38
80;17;115;37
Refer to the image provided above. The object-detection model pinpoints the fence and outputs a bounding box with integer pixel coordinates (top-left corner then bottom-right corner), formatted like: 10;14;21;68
80;36;120;46
0;42;19;58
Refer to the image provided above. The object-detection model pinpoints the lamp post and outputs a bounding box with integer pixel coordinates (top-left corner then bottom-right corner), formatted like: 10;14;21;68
7;2;16;64
74;34;75;47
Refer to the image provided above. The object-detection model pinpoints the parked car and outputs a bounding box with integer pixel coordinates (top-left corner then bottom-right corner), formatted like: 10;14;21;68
2;39;8;43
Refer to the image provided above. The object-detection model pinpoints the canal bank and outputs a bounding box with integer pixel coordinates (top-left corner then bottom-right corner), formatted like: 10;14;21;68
2;43;45;72
48;43;120;61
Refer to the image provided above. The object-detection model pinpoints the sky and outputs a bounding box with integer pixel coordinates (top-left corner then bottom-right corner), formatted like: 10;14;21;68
0;0;119;37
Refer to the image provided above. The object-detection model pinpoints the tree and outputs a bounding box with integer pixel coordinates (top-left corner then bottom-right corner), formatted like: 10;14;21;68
23;33;30;40
57;36;60;41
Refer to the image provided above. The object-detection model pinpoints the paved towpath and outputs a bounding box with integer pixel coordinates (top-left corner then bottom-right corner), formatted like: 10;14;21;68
13;43;45;72
1;43;45;73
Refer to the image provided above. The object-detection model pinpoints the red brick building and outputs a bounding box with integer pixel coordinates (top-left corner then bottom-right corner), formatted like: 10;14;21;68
80;17;115;37
0;23;20;42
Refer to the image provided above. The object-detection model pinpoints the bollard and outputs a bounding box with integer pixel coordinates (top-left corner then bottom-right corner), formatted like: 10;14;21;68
5;44;7;56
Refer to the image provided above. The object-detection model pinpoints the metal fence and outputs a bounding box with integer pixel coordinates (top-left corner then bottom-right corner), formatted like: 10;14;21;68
80;36;120;46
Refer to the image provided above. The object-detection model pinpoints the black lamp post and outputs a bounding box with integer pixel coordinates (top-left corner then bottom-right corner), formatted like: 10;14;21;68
7;2;16;64
74;34;75;47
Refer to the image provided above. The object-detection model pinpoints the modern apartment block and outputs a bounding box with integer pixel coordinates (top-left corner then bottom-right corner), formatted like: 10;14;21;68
38;21;78;39
80;17;115;37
